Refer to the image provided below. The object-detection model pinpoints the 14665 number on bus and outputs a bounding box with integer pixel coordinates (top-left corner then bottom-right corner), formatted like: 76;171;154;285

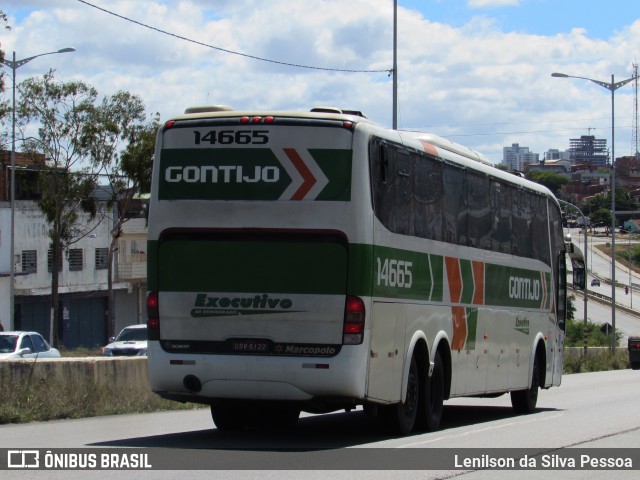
376;257;413;289
194;130;269;145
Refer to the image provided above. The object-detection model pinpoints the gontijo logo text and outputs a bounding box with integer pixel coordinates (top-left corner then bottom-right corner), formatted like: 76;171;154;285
165;165;280;184
508;276;541;301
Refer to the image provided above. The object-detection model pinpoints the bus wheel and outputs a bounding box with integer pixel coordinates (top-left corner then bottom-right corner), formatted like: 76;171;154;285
210;404;246;431
423;351;444;431
510;353;540;414
380;353;421;435
258;406;300;430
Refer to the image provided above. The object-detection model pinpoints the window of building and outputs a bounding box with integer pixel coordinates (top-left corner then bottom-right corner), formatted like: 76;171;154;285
21;250;37;274
68;248;83;271
95;248;109;270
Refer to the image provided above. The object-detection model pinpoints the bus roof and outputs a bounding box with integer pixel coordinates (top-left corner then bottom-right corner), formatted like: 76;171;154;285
166;105;559;206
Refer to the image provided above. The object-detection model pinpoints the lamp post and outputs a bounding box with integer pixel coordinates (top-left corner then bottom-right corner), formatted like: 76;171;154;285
392;0;398;130
558;199;589;354
1;47;75;330
552;71;639;353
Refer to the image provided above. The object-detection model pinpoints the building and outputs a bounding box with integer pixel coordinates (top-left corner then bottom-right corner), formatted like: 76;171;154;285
0;150;147;347
543;149;572;162
503;143;540;171
568;135;608;167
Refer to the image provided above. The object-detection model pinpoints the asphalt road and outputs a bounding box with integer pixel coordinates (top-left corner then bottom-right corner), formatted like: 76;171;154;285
1;369;639;480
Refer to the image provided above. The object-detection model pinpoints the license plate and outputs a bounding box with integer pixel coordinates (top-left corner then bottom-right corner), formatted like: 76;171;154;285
230;339;271;354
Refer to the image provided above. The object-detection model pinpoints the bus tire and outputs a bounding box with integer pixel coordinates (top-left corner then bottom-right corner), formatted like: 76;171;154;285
510;352;540;414
210;404;246;431
258;406;300;430
423;351;444;431
380;353;421;435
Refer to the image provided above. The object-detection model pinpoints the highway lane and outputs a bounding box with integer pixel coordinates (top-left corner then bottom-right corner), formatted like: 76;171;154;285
1;369;639;479
567;228;640;343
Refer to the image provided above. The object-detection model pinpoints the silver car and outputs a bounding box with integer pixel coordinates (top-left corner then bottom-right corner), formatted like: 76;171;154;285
102;324;148;357
0;331;61;359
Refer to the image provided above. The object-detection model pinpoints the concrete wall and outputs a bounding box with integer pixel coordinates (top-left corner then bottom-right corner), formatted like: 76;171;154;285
1;357;149;391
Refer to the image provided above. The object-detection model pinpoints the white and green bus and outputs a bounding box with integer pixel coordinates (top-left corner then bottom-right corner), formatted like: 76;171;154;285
146;106;584;434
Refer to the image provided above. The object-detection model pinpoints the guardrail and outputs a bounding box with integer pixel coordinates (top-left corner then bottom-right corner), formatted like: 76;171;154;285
569;287;640;318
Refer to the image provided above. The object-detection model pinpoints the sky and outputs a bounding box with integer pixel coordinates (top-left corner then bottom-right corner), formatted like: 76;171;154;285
1;0;639;164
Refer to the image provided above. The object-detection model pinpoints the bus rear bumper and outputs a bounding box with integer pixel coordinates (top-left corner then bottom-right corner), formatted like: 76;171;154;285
147;341;367;403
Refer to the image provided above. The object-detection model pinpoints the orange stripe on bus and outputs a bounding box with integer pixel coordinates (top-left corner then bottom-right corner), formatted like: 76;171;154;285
451;306;467;351
445;256;462;303
472;261;484;305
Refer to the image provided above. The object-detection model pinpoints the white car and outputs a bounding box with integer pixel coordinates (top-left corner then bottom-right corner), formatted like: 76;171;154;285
0;331;61;359
102;324;148;357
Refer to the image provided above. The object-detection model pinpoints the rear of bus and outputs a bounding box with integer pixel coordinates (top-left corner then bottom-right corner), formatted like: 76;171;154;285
146;107;373;417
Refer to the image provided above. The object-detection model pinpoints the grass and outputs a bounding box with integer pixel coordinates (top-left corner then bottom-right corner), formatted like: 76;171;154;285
0;371;202;425
563;349;630;374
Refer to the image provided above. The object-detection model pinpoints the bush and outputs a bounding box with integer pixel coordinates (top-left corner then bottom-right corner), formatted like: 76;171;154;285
0;371;201;425
565;318;623;347
564;349;629;374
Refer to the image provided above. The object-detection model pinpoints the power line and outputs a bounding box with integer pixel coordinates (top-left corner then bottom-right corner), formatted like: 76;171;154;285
77;0;392;74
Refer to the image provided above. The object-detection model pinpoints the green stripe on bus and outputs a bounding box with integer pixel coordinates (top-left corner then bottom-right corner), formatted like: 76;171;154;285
309;149;352;201
484;264;548;309
156;239;348;294
466;308;478;350
149;239;550;310
158;148;352;201
459;259;474;304
347;244;444;302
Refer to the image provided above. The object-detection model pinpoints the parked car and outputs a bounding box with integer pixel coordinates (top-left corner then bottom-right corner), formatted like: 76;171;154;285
102;324;148;357
0;331;61;359
591;279;601;287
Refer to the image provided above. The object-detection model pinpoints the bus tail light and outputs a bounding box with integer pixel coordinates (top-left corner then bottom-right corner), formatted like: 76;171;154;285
147;291;160;340
343;295;365;345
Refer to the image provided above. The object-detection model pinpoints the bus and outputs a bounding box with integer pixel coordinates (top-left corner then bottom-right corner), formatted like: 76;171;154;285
146;106;585;434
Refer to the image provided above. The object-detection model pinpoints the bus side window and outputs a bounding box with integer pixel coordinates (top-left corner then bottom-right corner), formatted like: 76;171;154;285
414;154;443;241
466;172;491;250
442;163;467;246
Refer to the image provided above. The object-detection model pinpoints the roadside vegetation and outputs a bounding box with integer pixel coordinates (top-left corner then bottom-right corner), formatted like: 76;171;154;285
563;296;631;373
0;368;202;425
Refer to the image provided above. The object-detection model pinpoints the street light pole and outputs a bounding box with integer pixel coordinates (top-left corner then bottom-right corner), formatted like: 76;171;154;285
558;199;589;354
552;71;639;353
392;0;398;130
1;47;75;330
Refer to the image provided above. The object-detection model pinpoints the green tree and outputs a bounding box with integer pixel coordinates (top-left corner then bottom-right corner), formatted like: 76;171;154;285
120;113;160;194
590;208;612;232
582;193;609;216
18;71;102;346
613;187;637;212
83;91;148;337
525;170;569;194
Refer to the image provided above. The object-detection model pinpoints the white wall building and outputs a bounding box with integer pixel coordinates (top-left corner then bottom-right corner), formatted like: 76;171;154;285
1;198;146;346
503;143;540;171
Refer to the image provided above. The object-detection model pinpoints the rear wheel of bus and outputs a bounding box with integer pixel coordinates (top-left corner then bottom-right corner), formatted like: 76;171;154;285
510;351;541;414
211;402;300;431
422;351;444;431
380;353;422;435
210;404;246;431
